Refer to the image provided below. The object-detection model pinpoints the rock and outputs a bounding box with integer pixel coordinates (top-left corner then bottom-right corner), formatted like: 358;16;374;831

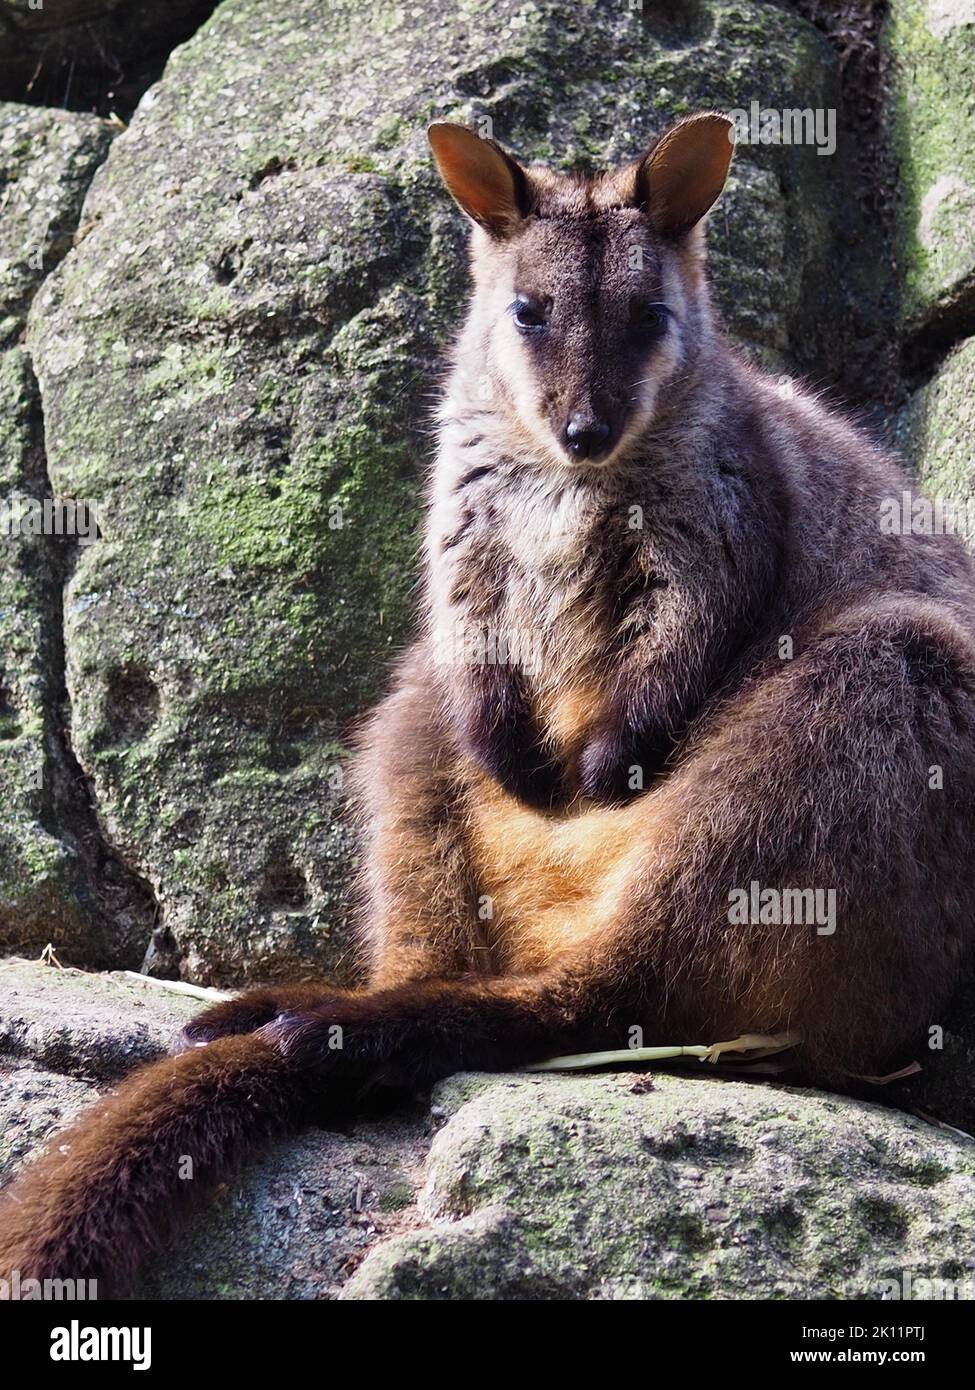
25;0;844;984
886;0;975;335
140;1118;427;1300
894;336;975;536
0;958;430;1299
0;956;201;1079
0;1054;94;1185
0;103;115;345
343;1070;975;1301
0;343;155;968
0;957;199;1197
0;347;71;957
0;104;156;966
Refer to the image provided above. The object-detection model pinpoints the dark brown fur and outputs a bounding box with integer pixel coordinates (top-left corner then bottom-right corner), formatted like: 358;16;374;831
4;114;975;1296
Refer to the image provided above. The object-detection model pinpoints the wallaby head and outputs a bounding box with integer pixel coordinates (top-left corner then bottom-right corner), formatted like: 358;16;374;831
428;113;734;470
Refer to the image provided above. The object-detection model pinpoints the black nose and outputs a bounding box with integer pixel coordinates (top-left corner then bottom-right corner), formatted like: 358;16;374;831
564;414;612;461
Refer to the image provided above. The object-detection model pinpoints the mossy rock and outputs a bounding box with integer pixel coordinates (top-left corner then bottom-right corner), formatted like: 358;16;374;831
344;1070;975;1300
893;335;975;540
0;103;114;344
886;0;975;331
4;960;975;1300
0;340;153;965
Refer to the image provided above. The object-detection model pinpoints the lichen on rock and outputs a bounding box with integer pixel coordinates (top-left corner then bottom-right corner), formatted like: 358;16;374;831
343;1070;975;1301
886;0;975;334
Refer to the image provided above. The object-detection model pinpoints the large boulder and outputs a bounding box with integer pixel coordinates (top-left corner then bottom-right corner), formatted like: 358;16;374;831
0;103;115;343
345;1070;975;1301
894;335;975;537
26;0;845;985
0;104;156;967
886;0;975;341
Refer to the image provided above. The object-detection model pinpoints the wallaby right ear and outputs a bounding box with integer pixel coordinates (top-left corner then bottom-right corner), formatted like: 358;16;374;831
634;112;735;239
428;123;531;237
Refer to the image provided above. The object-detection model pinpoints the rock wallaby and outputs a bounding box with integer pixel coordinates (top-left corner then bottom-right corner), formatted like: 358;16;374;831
3;113;975;1296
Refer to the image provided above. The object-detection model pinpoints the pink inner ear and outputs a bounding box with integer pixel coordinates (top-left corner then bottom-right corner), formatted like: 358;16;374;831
429;125;522;233
642;114;734;237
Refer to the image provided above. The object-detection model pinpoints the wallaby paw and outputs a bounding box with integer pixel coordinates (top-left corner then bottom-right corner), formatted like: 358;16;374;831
173;985;339;1054
258;999;363;1069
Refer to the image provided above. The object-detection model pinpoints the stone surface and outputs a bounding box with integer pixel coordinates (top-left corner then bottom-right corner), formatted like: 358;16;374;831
0;346;70;957
344;1070;975;1301
0;959;430;1299
0;103;115;345
895;335;975;520
141;1118;427;1300
0;956;202;1078
0;1053;94;1185
886;0;975;331
21;0;844;985
0;957;200;1186
0;103;155;966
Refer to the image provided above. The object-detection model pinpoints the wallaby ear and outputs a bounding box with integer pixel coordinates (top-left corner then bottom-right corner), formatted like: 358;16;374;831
428;123;531;237
634;112;734;239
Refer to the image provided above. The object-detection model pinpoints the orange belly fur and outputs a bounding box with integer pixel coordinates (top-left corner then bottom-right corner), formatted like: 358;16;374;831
466;770;647;973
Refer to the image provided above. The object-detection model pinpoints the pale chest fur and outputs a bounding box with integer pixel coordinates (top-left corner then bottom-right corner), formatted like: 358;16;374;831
429;428;615;753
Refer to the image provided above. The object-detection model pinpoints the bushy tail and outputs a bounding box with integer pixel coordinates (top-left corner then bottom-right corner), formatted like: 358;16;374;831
0;1035;310;1297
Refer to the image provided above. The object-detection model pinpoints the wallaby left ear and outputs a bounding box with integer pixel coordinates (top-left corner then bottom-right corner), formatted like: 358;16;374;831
633;112;735;239
428;122;531;237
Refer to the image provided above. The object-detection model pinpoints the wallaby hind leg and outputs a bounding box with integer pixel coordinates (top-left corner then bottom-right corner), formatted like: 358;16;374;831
259;597;975;1085
630;594;975;1077
352;649;494;988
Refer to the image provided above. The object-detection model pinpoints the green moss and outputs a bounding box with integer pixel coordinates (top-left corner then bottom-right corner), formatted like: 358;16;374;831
344;1073;975;1301
342;153;377;173
886;0;975;323
378;1181;415;1213
894;337;975;528
143;344;233;404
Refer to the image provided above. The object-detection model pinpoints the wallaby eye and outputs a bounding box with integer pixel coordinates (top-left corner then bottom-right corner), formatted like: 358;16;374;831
631;303;671;338
510;294;549;331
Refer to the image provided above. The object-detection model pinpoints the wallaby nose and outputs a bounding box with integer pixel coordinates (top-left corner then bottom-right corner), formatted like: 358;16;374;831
564;414;612;461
